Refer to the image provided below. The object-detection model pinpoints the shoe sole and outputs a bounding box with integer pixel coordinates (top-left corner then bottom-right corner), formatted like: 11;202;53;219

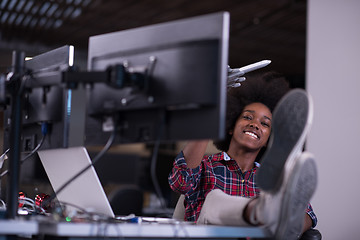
275;152;318;240
257;89;313;192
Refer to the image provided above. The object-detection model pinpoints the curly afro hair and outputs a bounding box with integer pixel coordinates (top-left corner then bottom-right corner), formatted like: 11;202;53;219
213;71;290;157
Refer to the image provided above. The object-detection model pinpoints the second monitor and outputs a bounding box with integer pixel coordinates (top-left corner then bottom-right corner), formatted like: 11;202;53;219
84;11;230;145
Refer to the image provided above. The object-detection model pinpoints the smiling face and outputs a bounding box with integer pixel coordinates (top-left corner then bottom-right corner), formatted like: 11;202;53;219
229;102;272;152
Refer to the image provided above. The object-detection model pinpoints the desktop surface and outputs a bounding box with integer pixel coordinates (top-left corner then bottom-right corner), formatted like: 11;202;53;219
0;215;271;239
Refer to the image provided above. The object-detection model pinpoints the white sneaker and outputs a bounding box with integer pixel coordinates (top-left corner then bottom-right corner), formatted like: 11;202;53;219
257;89;314;192
252;152;318;240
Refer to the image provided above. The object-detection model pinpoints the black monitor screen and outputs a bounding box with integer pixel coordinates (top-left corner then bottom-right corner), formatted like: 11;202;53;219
3;45;75;151
85;12;229;145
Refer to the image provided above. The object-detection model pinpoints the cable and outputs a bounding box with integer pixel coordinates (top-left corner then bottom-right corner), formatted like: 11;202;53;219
0;199;6;211
45;122;117;206
0;122;48;179
53;200;99;219
150;110;167;210
21;123;47;162
0;148;10;168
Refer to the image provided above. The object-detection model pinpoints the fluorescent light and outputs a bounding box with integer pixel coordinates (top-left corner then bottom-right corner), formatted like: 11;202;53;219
69;45;74;66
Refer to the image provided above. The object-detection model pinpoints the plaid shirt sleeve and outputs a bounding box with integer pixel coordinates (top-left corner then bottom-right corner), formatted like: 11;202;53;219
168;151;201;194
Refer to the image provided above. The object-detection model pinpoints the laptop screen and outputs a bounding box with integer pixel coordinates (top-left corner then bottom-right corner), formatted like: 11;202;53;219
37;147;115;218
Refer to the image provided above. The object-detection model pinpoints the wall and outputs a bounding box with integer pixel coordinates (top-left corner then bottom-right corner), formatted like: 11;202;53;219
307;0;360;239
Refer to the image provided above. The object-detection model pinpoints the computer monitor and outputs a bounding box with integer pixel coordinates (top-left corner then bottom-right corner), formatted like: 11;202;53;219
84;11;229;145
2;45;84;152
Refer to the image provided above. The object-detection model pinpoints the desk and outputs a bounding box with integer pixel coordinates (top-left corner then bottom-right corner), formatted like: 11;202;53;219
40;221;271;239
0;219;39;237
0;218;271;239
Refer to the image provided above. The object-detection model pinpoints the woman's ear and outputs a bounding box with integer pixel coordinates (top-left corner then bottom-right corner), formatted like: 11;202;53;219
229;129;233;135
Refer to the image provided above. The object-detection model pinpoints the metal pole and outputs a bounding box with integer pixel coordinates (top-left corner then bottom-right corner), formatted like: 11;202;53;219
6;51;25;219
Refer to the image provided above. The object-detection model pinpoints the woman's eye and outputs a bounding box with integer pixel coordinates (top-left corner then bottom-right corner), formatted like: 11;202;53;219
262;122;270;127
243;115;251;120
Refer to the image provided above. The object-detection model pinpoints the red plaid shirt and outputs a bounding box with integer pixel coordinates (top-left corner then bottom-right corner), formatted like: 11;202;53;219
168;151;317;227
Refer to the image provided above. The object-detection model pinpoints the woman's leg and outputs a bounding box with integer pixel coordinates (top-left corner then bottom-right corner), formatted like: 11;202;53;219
197;189;253;226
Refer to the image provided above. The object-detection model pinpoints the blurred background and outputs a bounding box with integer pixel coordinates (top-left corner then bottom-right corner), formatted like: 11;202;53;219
2;1;360;239
0;0;307;86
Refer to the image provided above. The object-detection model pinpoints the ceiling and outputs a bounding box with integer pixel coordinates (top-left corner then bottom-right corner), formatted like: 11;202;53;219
0;0;307;87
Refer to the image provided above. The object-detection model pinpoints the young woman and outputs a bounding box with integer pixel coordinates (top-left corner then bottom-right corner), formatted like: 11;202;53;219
168;72;317;237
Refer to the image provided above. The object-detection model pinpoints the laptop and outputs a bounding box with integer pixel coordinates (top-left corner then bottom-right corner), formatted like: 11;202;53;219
37;147;115;218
